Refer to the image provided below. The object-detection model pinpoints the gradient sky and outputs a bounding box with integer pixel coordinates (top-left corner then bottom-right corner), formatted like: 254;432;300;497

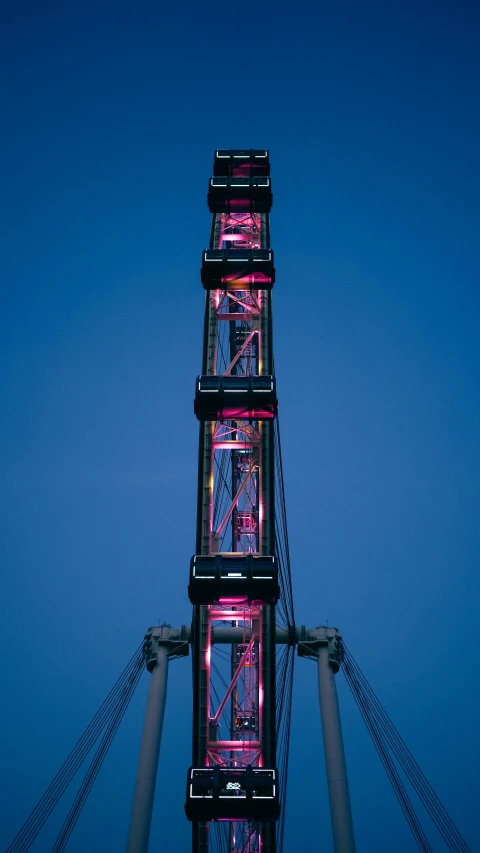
1;1;479;850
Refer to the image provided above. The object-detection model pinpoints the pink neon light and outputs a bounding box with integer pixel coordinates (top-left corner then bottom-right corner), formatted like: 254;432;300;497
229;199;258;211
207;740;261;750
242;830;257;853
206;750;226;767
216;212;262;252
231;164;265;177
221;273;271;285
258;634;263;764
217;818;249;823
218;597;250;604
213;441;256;451
221;233;250;242
220;407;276;419
209;609;261;619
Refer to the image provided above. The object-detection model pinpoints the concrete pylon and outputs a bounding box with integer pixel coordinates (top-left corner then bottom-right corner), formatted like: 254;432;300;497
298;626;356;853
126;626;188;853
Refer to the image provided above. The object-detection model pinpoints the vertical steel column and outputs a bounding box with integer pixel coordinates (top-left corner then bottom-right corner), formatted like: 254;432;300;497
317;644;356;853
260;280;275;853
193;281;216;853
126;645;169;853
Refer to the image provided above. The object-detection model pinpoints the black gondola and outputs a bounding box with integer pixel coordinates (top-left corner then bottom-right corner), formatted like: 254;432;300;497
208;177;273;214
194;375;277;421
201;248;275;290
213;149;270;177
188;555;279;605
185;766;280;823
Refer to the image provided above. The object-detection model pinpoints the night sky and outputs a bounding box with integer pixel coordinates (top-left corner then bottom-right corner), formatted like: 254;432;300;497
1;1;479;850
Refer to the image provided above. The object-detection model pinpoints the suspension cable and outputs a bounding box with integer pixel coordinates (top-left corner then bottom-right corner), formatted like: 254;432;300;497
276;645;294;853
50;652;145;852
343;657;432;852
345;646;470;853
7;642;145;853
273;417;295;631
272;413;295;853
341;645;472;853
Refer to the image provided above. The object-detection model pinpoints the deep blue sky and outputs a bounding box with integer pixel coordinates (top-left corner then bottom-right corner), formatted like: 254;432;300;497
1;1;479;850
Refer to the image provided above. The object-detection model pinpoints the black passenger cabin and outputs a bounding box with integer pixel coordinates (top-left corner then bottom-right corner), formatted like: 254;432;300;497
208;177;272;214
213;149;270;177
194;375;277;421
201;249;275;290
189;555;279;605
185;766;280;823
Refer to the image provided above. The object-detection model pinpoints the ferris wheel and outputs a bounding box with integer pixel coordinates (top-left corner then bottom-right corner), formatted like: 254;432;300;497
6;150;472;853
187;149;295;853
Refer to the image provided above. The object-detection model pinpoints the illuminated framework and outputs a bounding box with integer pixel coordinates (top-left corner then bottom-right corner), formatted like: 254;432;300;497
10;147;467;853
189;151;295;853
125;150;452;853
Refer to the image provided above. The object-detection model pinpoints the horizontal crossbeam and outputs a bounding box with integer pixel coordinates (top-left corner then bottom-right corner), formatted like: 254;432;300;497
153;625;330;645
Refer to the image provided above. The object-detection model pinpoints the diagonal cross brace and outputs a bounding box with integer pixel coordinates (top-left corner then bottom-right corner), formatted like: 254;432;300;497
214;461;258;540
211;635;255;725
223;329;258;376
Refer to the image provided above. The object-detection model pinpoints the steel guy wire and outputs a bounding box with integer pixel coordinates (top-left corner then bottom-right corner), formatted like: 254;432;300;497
8;644;145;853
50;654;144;853
343;662;433;853
342;647;471;853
